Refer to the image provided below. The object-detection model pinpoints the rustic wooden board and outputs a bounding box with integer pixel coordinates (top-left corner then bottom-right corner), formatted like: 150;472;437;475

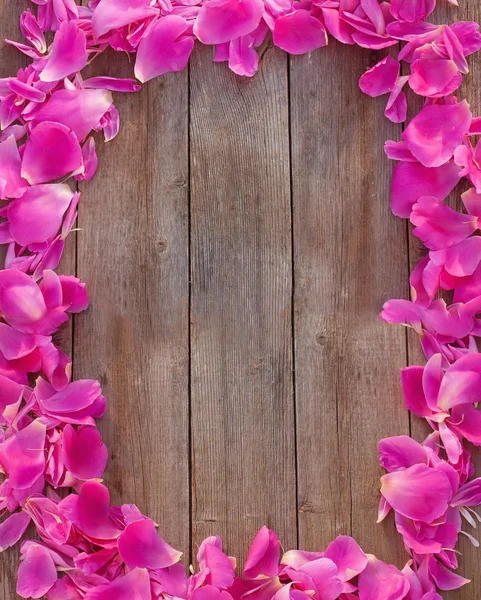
189;43;298;562
289;45;410;566
74;58;191;558
1;2;481;598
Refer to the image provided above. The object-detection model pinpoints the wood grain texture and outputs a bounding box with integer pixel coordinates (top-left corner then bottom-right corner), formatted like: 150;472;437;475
189;43;297;562
289;44;410;566
75;55;191;556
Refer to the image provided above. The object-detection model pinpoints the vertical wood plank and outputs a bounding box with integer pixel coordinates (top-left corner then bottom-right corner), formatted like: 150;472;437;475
189;44;297;561
406;4;481;597
290;44;410;565
75;56;191;556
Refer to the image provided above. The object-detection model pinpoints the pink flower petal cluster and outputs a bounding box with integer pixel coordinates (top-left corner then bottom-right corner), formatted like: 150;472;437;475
1;0;481;598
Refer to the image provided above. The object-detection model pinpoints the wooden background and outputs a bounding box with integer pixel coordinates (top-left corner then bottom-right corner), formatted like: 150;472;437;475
1;1;481;598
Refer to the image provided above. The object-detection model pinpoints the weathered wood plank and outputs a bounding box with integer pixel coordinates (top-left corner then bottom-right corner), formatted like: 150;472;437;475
189;44;297;561
75;57;191;556
289;44;410;566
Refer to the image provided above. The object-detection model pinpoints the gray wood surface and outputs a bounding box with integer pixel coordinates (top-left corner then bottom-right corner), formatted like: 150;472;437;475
1;2;480;598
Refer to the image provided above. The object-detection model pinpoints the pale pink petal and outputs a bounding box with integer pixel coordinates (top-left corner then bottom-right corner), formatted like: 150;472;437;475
8;184;74;246
194;0;264;45
17;543;57;599
40;21;87;82
118;518;182;569
401;101;472;168
273;10;327;54
21;122;83;185
62;424;108;480
135;16;194;83
380;463;453;522
243;526;280;579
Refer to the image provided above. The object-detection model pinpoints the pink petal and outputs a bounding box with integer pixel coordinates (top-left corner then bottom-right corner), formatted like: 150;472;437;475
390;160;461;218
0;512;31;552
40;21;87;82
21;122;83;185
62;424;108;480
428;556;470;591
0;135;28;199
273;10;327;54
437;352;481;410
33;89;113;142
380;463;453;522
17;543;57;599
118;518;182;569
409;57;462;98
83;77;141;93
299;557;344;599
0;420;46;489
37;379;102;415
243;526;280;579
451;404;481;445
389;0;435;22
194;0;264;45
83;567;152;599
378;435;428;472
357;555;410;600
66;481;121;541
228;35;259;77
8;184;74;246
91;0;158;39
410;196;478;251
323;537;367;582
401;101;472;168
134;16;194;83
359;56;399;97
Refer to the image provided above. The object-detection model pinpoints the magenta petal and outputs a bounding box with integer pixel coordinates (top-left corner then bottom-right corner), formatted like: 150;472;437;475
33;89;113;142
378;435;428;472
17;543;57;599
91;0;158;39
409;57;461;98
438;352;481;410
40;21;87;82
359;56;399;97
323;536;367;582
0;512;31;552
118;518;182;569
8;184;74;246
390;160;461;218
428;556;470;591
402;101;472;168
134;16;194;83
357;555;409;600
194;0;264;45
400;366;432;417
451;404;481;445
71;481;120;540
0;420;46;489
83;567;152;599
389;0;435;22
299;557;344;599
0;135;28;199
243;526;280;579
62;424;108;480
21;122;83;185
380;463;452;522
273;10;327;55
